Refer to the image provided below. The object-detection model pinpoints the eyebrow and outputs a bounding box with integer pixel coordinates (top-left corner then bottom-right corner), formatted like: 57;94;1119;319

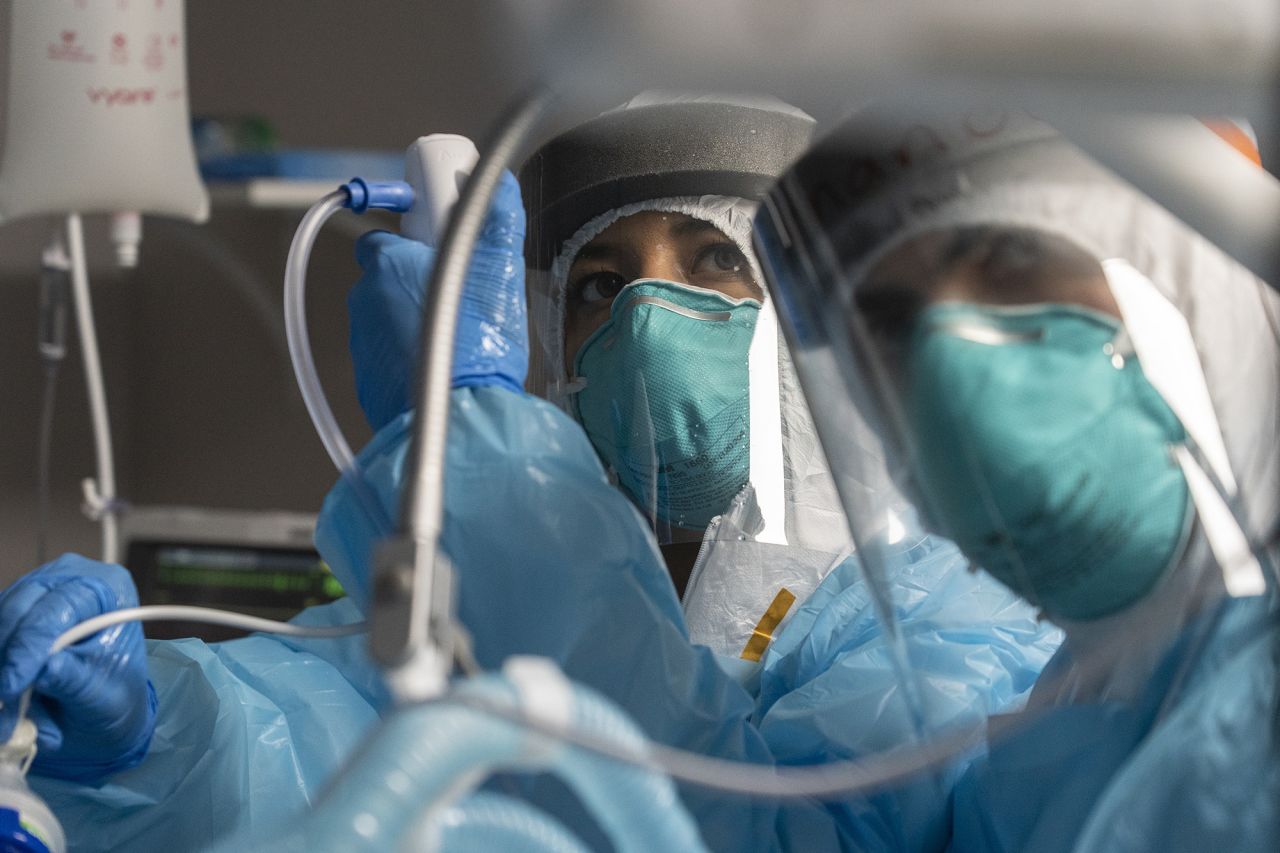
572;242;627;263
671;218;726;238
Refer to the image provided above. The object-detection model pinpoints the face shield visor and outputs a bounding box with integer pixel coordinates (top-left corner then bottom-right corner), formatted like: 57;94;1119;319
756;108;1280;717
520;98;862;658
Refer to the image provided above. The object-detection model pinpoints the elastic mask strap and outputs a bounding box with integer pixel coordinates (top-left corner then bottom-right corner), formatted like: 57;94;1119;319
1103;258;1238;493
1102;260;1265;597
1172;443;1268;597
748;297;787;546
560;377;588;395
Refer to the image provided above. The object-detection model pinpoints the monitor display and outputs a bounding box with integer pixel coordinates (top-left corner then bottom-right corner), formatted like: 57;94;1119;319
123;508;345;641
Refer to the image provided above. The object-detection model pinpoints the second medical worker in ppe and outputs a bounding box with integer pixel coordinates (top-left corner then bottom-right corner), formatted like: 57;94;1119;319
2;96;1057;852
754;106;1280;851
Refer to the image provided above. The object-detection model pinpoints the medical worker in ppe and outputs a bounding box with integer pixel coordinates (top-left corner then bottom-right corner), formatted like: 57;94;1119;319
753;106;1280;852
322;94;1060;848
1;96;1056;853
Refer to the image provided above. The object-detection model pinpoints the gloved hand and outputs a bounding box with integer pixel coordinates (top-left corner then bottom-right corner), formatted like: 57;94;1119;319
348;169;528;431
0;553;157;783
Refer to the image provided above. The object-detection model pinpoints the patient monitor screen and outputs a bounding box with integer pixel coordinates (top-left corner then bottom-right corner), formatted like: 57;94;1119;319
128;543;345;641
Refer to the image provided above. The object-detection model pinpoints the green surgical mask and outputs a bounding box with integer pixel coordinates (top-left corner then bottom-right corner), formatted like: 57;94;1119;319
571;279;761;531
906;302;1191;621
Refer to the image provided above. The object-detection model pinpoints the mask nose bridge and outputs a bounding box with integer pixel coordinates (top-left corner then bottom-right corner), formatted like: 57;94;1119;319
622;295;734;323
568;280;741;390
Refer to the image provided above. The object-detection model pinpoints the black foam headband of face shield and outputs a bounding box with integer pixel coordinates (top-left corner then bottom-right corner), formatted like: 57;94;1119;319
519;102;816;270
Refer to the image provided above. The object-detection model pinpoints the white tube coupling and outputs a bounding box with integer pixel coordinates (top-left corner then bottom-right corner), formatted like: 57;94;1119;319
110;212;143;268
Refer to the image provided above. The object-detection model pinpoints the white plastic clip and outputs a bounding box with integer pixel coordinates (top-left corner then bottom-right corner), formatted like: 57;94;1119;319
80;478;127;522
41;234;70;272
0;718;39;777
503;656;574;768
560;377;588;395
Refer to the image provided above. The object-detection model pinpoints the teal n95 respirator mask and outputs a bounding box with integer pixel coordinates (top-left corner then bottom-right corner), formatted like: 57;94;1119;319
905;302;1193;621
570;279;761;531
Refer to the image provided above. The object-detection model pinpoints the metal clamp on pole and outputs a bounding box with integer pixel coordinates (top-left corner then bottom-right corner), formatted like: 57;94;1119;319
370;539;456;701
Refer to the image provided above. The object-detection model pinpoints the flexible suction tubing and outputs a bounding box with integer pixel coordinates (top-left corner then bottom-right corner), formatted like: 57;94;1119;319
282;193;392;532
283;192;356;474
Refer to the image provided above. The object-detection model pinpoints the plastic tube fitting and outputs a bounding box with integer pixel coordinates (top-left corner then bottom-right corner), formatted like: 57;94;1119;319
343;178;416;214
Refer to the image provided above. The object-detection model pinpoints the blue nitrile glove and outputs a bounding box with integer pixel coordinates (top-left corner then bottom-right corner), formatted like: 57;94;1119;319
348;169;528;431
0;553;157;783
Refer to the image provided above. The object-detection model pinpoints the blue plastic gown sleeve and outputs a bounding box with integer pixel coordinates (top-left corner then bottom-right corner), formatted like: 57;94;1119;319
755;544;1061;851
29;598;381;853
1071;599;1280;852
318;390;810;848
316;386;1061;852
950;596;1279;853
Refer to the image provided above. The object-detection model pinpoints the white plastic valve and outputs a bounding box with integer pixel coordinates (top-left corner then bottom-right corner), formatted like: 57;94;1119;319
110;212;143;268
400;134;480;247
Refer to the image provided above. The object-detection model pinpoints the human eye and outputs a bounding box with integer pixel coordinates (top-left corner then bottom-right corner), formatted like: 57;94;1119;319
691;242;750;277
855;282;926;342
569;270;628;305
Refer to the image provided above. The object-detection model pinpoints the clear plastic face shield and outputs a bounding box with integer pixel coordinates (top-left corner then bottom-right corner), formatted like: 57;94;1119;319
756;109;1280;717
526;198;855;658
545;200;769;543
520;98;857;660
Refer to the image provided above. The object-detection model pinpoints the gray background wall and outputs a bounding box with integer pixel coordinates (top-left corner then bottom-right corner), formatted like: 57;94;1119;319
0;1;524;585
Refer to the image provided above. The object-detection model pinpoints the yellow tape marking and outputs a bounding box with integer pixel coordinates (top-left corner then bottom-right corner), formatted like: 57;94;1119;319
740;587;797;662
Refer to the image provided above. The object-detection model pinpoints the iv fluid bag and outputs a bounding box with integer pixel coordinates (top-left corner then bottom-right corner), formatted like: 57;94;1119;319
0;0;209;224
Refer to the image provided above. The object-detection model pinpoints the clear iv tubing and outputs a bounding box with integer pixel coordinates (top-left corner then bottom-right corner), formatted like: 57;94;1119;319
284;191;358;475
15;602;1248;805
14;607;368;737
282;192;392;532
17;605;974;802
441;691;984;801
48;606;368;653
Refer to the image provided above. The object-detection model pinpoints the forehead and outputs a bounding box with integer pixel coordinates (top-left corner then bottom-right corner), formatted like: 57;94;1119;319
578;210;727;255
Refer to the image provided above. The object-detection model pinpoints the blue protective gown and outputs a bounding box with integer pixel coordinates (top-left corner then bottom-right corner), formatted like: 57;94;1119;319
30;599;382;852
950;594;1279;853
32;387;1059;851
